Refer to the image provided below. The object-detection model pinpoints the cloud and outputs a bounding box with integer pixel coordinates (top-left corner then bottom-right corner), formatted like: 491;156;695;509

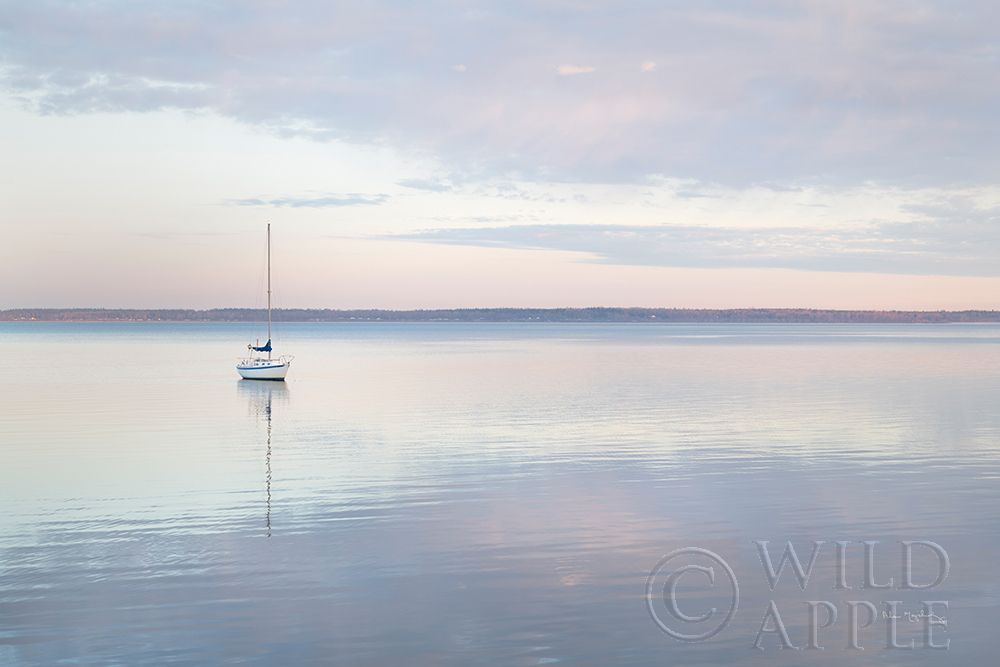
450;64;467;73
390;201;1000;276
231;194;389;208
478;182;578;203
2;2;1000;186
397;178;452;192
555;64;596;76
639;61;656;73
674;190;719;199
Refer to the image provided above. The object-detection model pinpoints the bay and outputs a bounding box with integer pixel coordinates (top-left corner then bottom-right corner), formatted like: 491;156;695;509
2;323;999;665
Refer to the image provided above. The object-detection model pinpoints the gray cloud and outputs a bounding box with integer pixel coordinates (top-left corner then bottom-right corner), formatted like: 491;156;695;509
231;194;388;208
391;202;1000;276
2;2;1000;185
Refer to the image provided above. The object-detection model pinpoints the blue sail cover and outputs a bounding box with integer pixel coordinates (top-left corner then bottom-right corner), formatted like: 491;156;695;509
251;339;272;352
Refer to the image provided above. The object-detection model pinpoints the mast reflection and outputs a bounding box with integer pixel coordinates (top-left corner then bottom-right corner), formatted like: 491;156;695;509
238;380;289;537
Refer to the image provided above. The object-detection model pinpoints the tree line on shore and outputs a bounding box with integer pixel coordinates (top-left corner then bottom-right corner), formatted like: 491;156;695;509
4;308;1000;323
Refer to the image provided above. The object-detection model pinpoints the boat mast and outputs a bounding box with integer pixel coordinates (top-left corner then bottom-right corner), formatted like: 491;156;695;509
267;223;272;360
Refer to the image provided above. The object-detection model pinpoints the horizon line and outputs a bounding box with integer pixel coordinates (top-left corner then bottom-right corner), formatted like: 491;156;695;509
4;307;1000;324
4;307;1000;312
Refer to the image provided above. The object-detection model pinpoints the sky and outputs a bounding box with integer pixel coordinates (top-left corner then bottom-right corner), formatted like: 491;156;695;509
2;0;1000;310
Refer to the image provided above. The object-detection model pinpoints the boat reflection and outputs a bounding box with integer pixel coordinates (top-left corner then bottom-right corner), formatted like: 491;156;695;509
238;380;289;537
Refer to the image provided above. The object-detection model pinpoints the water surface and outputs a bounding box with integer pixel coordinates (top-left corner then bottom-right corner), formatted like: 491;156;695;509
2;323;999;665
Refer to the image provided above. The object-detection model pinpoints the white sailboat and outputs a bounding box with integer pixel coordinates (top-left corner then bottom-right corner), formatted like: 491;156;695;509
237;223;293;380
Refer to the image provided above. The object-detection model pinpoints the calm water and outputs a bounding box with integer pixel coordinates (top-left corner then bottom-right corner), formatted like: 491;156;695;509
2;322;999;665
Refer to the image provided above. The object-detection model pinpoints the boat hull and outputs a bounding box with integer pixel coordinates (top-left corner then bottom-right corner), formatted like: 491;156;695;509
237;361;290;381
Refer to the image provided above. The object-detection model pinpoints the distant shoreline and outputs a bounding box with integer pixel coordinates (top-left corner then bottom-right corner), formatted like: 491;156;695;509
4;308;1000;323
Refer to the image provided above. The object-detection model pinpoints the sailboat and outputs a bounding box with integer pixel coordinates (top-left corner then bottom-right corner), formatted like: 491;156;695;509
237;223;293;380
